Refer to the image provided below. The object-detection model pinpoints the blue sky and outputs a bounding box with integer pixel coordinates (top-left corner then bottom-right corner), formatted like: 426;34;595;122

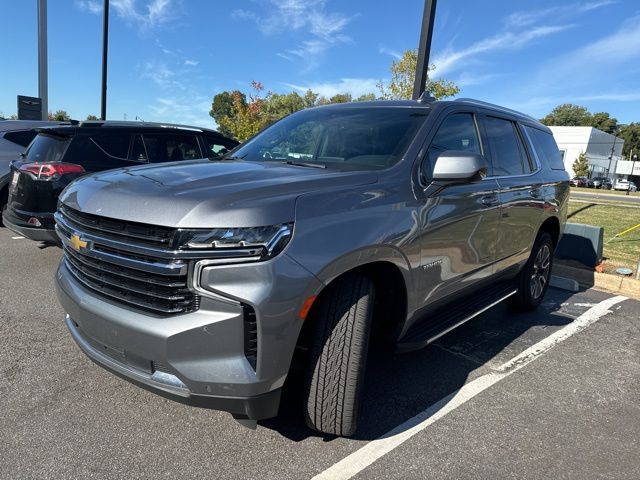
1;0;639;127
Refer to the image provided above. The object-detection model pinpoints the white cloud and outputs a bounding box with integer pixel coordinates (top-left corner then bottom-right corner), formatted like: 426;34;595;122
75;0;175;28
506;0;617;28
184;59;199;66
148;96;213;128
284;78;379;99
140;60;185;90
528;15;640;92
75;0;102;14
433;24;574;77
378;46;402;60
232;0;353;69
455;72;502;88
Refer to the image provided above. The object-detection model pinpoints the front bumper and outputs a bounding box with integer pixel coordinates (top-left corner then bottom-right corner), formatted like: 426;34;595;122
55;253;322;420
65;314;281;419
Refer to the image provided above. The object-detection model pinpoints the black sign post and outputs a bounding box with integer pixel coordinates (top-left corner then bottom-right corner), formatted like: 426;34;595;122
412;0;438;100
17;95;43;120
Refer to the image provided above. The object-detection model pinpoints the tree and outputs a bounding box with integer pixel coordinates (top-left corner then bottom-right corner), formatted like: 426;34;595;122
590;112;618;134
210;90;247;137
541;104;592;127
355;93;377;102
216;81;268;142
617;123;640;159
572;151;589;177
48;110;70;121
377;49;460;100
86;114;99;121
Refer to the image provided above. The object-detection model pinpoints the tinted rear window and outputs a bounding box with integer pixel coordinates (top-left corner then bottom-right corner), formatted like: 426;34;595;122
143;134;201;162
525;126;566;171
91;133;130;159
4;130;37;147
484;116;528;176
25;134;70;163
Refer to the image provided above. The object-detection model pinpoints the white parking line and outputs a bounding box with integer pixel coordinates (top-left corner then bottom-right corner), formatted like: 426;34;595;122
312;295;628;480
12;236;24;240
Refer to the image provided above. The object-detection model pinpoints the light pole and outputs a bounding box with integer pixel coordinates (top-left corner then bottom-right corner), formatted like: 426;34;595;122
100;0;109;120
37;0;48;120
412;0;438;100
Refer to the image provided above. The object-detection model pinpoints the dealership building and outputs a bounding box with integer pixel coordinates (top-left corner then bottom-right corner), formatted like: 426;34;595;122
548;126;624;178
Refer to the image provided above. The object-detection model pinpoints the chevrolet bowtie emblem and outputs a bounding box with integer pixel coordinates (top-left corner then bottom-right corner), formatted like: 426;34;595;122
69;234;88;252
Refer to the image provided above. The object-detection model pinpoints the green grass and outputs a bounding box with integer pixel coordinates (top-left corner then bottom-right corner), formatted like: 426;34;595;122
568;200;640;268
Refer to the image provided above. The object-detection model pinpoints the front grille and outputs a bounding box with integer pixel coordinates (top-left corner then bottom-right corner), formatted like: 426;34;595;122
56;206;200;315
58;204;176;248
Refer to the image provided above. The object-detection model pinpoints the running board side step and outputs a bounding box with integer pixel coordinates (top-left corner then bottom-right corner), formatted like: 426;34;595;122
397;283;517;352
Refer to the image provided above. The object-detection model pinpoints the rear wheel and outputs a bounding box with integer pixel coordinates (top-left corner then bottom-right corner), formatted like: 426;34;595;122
303;273;375;436
509;232;553;311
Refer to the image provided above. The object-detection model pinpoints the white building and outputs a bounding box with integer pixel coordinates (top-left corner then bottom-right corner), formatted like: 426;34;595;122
549;126;624;178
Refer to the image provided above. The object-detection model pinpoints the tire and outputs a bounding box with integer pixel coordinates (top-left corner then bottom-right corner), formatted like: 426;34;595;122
509;232;554;311
303;273;375;436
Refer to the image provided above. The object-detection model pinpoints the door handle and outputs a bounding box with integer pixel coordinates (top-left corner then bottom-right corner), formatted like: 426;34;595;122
530;188;542;198
481;194;498;206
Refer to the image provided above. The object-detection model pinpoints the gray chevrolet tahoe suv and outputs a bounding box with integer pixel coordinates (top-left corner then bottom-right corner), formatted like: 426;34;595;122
54;98;569;436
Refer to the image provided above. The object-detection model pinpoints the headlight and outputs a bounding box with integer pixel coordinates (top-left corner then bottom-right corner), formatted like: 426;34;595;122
176;223;293;259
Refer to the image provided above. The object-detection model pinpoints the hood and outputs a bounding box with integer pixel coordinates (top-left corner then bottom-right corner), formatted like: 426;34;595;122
59;160;378;228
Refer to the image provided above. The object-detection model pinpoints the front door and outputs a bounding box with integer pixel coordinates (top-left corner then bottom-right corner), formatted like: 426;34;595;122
417;112;501;306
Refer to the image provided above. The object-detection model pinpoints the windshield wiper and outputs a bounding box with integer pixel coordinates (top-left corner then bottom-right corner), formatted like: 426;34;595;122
284;160;326;169
219;154;247;161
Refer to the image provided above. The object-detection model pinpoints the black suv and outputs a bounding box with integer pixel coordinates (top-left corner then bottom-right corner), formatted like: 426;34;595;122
2;121;237;242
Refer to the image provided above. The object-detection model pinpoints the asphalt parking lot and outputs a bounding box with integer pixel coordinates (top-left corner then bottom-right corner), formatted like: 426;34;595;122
1;226;639;480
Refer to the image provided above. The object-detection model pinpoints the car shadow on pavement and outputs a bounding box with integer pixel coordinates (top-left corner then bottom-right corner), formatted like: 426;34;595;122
261;288;578;441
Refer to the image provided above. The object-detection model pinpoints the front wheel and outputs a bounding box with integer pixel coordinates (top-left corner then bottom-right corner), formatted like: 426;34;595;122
303;273;375;436
509;232;553;311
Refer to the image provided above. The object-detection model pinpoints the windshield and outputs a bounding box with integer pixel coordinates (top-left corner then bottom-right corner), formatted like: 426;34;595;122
25;134;70;163
230;107;430;170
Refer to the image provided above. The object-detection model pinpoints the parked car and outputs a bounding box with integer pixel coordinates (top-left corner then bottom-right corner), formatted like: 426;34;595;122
0;120;69;214
2;121;238;242
590;177;612;189
54;98;569;436
570;176;588;187
614;179;638;192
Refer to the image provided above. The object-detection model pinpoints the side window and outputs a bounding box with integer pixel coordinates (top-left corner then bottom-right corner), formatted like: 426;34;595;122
424;113;481;179
131;135;148;162
4;130;37;148
524;126;566;171
91;133;130;160
142;134;201;163
165;135;201;161
64;135;130;171
484;117;528;176
202;135;235;158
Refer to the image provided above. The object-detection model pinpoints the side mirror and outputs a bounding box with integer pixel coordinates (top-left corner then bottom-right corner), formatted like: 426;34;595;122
432;150;487;183
19;152;26;159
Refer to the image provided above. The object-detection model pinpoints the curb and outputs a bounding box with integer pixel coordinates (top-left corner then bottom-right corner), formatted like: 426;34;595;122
553;262;640;299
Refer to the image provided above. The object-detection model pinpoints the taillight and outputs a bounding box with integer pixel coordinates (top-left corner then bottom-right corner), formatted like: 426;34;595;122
19;163;85;179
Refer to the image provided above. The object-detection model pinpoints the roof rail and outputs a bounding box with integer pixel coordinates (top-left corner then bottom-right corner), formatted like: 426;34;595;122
455;98;538;122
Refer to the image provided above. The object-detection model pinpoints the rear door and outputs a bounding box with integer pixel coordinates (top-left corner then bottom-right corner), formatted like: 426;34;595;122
481;115;544;274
